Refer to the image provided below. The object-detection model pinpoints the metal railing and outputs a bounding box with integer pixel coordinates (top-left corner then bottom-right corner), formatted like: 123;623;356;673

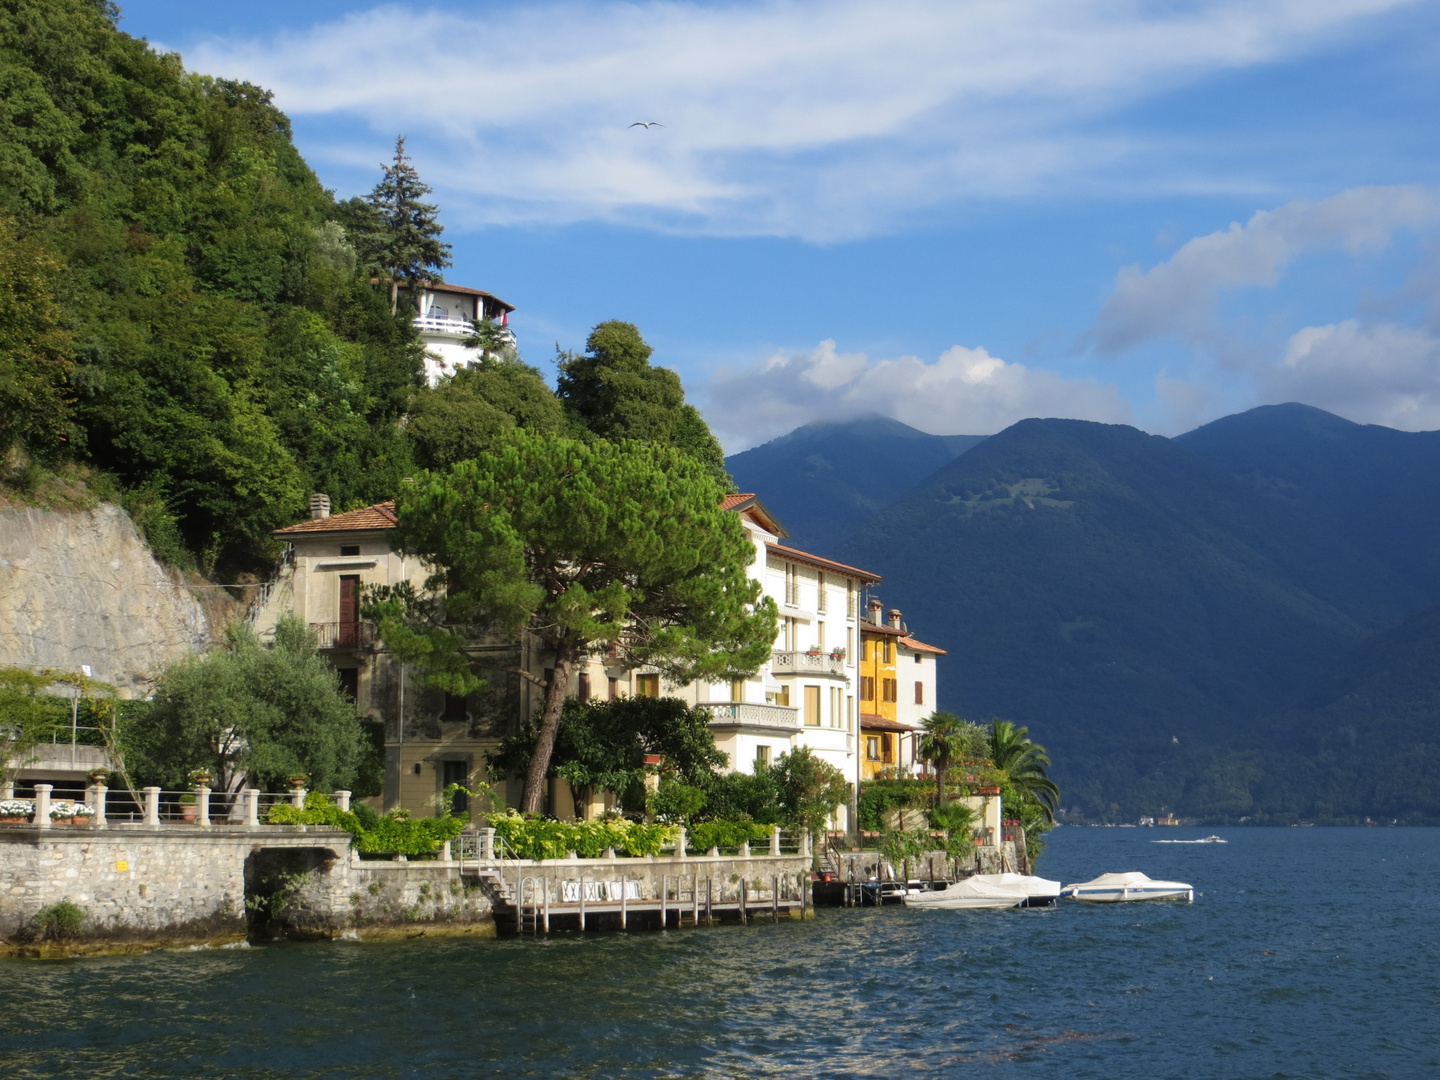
697;701;800;730
771;650;847;677
309;621;374;649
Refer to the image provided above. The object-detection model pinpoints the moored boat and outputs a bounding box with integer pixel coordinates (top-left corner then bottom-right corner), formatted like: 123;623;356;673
904;872;1061;910
1063;871;1193;902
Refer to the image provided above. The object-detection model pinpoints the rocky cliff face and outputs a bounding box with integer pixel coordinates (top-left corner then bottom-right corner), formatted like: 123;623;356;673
0;504;220;696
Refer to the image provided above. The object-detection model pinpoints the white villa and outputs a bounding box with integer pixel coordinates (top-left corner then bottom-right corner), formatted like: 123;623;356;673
411;281;516;386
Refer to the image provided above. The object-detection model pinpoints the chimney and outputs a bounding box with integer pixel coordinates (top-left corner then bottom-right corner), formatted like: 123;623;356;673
868;599;883;625
888;608;902;630
310;493;331;520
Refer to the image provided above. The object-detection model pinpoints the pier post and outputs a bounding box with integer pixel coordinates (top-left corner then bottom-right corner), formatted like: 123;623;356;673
771;826;781;856
480;827;495;860
579;877;586;932
143;786;160;826
677;826;687;859
773;875;779;922
739;878;747;924
93;783;107;827
197;784;211;827
543;879;551;933
706;877;714;924
244;788;259;827
621;879;627;930
801;872;809;918
661;874;668;928
692;874;699;927
34;784;52;829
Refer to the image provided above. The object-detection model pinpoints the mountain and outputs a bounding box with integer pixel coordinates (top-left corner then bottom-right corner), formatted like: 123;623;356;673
725;417;985;550
832;410;1440;822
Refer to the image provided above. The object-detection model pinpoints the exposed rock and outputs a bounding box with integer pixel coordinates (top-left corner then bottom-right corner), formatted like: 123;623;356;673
0;504;218;696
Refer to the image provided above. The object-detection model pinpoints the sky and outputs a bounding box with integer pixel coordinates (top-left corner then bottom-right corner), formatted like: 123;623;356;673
115;0;1440;451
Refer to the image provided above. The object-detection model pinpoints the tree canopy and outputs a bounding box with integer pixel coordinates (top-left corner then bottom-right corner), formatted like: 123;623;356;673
557;321;728;485
121;616;370;793
359;135;452;315
386;429;776;812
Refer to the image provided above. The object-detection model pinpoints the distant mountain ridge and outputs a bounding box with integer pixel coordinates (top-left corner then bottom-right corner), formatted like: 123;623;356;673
725;417;985;550
740;404;1440;823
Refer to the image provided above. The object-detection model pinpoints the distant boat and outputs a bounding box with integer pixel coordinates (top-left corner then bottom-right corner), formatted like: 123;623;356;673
1152;835;1226;844
1063;871;1194;903
904;873;1061;910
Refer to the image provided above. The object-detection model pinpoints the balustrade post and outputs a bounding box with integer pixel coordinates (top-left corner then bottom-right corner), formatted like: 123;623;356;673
143;786;160;826
93;783;107;827
290;786;306;809
197;784;211;827
34;784;52;829
244;788;259;827
333;790;351;812
440;840;453;863
770;825;781;856
676;825;687;859
800;830;812;860
737;841;750;858
480;827;495;860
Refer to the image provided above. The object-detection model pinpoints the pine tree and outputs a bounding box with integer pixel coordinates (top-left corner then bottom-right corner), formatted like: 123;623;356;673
366;136;452;315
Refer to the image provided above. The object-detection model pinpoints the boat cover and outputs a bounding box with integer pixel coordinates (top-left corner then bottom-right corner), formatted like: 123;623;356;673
907;872;1061;907
1063;871;1192;892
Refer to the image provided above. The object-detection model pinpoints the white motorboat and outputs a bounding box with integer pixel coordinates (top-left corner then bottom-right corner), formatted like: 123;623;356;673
904;873;1062;910
1063;871;1193;903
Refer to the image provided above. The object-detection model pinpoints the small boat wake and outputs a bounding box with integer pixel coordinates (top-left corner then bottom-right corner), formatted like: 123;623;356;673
1152;835;1226;844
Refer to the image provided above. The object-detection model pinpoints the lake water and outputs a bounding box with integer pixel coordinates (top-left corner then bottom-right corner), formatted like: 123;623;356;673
3;827;1436;1078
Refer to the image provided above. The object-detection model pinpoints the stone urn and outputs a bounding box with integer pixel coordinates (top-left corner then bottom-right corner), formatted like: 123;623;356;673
288;774;308;791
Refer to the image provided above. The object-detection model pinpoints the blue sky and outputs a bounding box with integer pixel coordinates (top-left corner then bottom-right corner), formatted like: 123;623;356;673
117;0;1440;449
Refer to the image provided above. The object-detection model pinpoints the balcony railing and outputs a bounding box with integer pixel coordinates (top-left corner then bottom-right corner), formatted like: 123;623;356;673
771;649;847;677
698;702;800;731
412;315;518;344
310;621;374;650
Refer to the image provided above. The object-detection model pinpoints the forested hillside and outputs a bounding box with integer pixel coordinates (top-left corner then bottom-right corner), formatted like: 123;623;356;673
0;0;718;574
725;417;983;550
832;409;1440;823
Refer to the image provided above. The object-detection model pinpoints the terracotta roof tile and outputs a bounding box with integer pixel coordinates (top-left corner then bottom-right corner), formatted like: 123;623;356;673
720;493;757;511
273;501;397;535
899;635;947;655
765;543;881;583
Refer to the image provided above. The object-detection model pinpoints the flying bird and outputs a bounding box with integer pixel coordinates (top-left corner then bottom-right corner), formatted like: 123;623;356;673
629;121;665;129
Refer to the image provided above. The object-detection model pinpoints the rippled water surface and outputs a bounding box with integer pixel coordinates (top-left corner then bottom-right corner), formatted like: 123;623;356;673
4;828;1437;1078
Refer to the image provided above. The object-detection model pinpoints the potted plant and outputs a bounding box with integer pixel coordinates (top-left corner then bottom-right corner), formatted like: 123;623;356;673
829;647;847;659
186;768;213;788
0;799;32;824
805;645;822;656
179;792;197;822
71;802;94;826
48;801;75;825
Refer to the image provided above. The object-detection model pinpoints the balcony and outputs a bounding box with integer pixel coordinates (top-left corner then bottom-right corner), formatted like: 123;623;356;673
698;702;800;732
310;621;374;650
411;315;517;345
770;650;847;678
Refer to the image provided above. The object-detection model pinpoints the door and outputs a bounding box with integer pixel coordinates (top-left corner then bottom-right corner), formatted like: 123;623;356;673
339;575;360;646
804;685;821;727
442;760;469;814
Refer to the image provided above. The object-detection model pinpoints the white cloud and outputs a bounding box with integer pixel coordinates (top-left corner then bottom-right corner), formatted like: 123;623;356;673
183;0;1416;240
1268;319;1440;429
705;340;1132;450
1087;185;1440;352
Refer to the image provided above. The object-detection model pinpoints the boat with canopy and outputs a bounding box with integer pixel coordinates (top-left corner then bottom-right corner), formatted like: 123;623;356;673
1062;871;1193;902
904;873;1062;910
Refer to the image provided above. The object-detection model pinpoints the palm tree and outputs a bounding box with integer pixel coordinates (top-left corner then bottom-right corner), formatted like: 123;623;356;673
917;711;971;805
988;719;1060;824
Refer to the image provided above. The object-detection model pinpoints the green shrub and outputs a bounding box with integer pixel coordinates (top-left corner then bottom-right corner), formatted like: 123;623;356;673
487;813;675;860
32;899;85;941
858;779;935;831
685;821;774;853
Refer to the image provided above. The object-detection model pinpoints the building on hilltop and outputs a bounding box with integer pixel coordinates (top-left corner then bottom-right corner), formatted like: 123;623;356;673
410;281;516;386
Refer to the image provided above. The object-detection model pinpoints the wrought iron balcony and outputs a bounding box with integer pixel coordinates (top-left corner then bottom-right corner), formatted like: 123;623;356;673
698;702;800;731
770;649;848;677
310;621;374;650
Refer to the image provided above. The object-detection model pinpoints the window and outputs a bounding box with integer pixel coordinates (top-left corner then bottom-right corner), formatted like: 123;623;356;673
578;673;591;702
817;571;827;612
847;694;855;729
831;687;842;728
755;745;772;770
804;685;821;727
861;639;870;662
914;681;924;705
340;545;360;557
784;564;799;606
860;676;875;702
730;678;746;703
817;621;826;650
884;639;894;663
847;583;856;619
915;652;922;663
442;760;469;813
636;674;660;698
865;736;880;761
337;667;358;702
882;678;898;703
608;677;619;701
443;692;467;720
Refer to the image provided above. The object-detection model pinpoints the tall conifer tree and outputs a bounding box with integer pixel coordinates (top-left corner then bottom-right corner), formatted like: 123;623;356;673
367;136;452;315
